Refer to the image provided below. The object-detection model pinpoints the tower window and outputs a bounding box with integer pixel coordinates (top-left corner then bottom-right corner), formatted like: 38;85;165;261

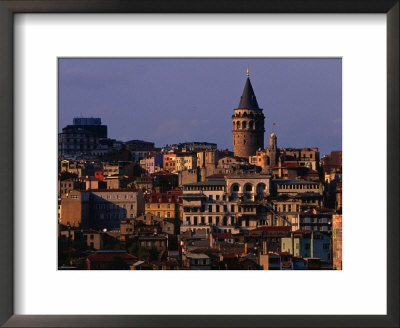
242;121;247;129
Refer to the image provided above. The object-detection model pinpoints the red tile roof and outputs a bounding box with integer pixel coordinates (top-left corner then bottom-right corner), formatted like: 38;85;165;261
212;232;233;239
206;174;227;179
292;229;314;236
93;188;138;192
86;252;137;262
191;248;220;253
60;248;76;254
150;260;178;266
151;171;175;176
144;191;182;203
272;163;302;169
277;252;292;256
254;226;292;232
138;175;152;180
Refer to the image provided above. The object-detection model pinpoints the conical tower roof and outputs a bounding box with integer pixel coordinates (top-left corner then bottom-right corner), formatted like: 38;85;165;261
237;68;259;109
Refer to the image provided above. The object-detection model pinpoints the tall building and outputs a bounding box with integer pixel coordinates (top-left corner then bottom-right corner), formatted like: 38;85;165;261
232;67;265;158
58;117;108;156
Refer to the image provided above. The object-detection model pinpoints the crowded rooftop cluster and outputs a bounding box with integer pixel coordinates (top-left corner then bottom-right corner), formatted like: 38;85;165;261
58;70;342;270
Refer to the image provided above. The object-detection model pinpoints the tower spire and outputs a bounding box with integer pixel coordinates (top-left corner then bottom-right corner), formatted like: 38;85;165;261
238;69;259;110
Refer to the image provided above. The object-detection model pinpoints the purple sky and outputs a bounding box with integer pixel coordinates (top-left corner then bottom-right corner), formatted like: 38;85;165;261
58;58;341;156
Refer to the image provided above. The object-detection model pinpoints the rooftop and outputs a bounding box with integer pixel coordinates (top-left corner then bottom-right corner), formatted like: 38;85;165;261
86;252;137;262
183;181;226;187
186;253;210;259
237;77;260;110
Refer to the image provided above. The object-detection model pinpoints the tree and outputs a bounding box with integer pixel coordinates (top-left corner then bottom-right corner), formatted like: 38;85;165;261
149;248;159;261
107;256;129;270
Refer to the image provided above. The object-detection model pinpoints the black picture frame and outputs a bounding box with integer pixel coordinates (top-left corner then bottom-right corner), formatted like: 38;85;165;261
0;1;398;327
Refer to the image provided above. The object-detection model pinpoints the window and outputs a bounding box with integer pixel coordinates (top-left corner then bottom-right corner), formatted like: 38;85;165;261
305;243;310;250
216;205;220;212
167;212;171;218
167;204;171;209
208;195;213;201
208;217;212;224
216;195;220;200
90;234;94;240
231;205;235;212
208;205;212;212
131;204;134;210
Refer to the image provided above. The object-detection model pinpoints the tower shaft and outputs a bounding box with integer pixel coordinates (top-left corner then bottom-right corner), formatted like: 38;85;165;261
232;71;265;158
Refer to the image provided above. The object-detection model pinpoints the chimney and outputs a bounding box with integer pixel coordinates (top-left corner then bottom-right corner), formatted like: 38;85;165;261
291;232;294;256
262;240;267;254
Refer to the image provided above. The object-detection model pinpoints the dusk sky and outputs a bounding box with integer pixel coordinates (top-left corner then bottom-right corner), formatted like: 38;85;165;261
58;58;341;156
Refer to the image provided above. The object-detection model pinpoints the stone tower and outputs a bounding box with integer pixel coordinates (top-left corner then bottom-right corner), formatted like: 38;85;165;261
232;67;265;158
268;133;278;167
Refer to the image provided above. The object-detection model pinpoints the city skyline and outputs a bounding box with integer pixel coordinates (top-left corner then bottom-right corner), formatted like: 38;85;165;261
58;58;342;156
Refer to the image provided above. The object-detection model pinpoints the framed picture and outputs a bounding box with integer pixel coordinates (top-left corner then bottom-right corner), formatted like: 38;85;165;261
0;0;398;327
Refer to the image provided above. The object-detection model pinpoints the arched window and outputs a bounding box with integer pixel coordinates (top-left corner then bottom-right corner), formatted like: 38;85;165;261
242;121;247;129
233;122;236;129
236;121;240;129
249;121;254;129
231;184;240;192
244;183;253;192
256;183;266;196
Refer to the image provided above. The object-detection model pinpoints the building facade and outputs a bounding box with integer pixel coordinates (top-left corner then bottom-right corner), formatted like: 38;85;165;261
60;189;145;230
58;117;108;157
144;190;182;220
